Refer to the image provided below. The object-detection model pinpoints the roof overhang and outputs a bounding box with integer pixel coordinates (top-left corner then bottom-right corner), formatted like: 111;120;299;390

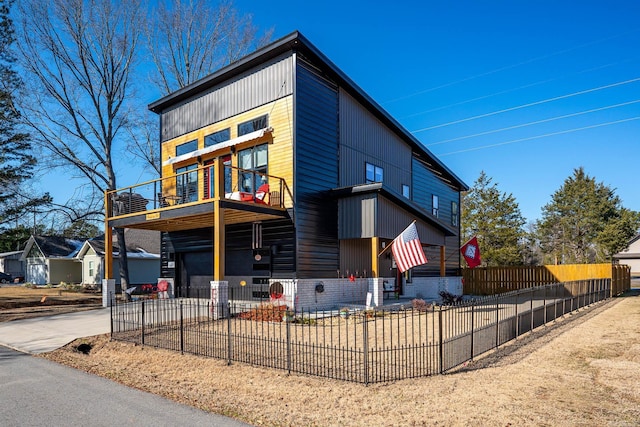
331;182;457;237
163;127;273;167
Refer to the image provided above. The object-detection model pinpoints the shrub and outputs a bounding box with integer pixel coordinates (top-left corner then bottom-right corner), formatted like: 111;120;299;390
238;303;287;322
411;298;432;312
438;291;463;305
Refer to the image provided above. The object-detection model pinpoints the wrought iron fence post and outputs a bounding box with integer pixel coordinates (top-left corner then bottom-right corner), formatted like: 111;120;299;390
227;301;232;365
514;290;519;339
363;314;369;385
470;303;475;361
495;295;499;348
438;307;444;374
109;291;114;340
141;300;145;347
530;288;534;333
180;301;184;355
286;309;291;375
543;285;547;326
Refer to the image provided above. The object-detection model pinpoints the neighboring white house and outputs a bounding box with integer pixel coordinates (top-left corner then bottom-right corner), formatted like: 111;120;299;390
0;250;24;280
614;233;640;276
75;229;161;287
20;236;83;285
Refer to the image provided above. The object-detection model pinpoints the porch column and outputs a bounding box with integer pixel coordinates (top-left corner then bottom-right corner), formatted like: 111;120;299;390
371;236;379;277
440;245;446;277
213;156;225;281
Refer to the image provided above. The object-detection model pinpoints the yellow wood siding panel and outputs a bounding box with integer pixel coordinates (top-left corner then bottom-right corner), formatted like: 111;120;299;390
160;96;294;208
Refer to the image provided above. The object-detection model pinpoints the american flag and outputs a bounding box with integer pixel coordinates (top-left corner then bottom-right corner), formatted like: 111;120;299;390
392;222;428;273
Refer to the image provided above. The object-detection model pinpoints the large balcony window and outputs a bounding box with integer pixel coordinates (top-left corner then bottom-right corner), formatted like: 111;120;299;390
238;144;268;194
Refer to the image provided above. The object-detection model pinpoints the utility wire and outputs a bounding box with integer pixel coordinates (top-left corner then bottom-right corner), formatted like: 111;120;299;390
402;58;636;120
436;116;640;156
411;77;640;133
384;29;640;105
425;99;640;147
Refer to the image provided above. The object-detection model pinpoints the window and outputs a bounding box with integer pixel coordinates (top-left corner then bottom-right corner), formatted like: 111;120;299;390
238;144;268;193
432;195;439;217
175;139;197;156
402;184;410;199
366;162;383;183
204;128;230;147
452;201;459;226
176;164;198;203
88;261;94;277
238;115;268;136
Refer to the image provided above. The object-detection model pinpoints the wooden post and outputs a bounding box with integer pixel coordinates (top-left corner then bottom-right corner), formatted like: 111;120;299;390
440;246;446;277
371;237;379;278
213;157;225;281
104;192;113;279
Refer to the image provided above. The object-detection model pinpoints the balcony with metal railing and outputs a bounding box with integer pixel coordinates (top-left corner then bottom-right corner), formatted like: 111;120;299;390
105;164;291;232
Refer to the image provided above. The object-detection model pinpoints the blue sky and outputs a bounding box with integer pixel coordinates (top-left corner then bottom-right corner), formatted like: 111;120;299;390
34;0;639;225
230;0;640;222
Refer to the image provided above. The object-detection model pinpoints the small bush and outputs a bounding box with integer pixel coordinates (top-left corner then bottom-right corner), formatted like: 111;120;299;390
22;282;36;289
238;303;287;322
438;291;463;305
411;298;432;312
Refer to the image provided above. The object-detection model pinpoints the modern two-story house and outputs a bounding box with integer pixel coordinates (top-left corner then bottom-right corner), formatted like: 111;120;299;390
104;31;468;306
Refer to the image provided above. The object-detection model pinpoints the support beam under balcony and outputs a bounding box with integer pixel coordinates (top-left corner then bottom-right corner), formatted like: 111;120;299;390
213;157;225;281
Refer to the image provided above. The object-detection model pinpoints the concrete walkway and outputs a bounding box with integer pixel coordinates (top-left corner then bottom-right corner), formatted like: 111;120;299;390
0;308;111;354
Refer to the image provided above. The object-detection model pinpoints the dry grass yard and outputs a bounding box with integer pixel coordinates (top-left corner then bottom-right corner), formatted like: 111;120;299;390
38;290;640;426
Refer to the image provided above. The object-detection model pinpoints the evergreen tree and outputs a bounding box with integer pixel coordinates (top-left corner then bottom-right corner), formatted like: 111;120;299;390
461;171;527;266
537;167;640;263
0;0;44;229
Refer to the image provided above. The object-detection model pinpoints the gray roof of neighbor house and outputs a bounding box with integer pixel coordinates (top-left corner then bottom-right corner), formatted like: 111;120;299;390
82;229;161;257
148;30;468;192
21;236;83;260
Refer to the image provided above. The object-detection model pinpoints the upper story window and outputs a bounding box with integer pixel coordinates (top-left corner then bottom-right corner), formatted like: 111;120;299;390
432;194;439;217
238;144;268;193
366;162;383;183
451;201;459;226
238;115;268;136
176;139;198;156
204;128;230;147
402;184;410;199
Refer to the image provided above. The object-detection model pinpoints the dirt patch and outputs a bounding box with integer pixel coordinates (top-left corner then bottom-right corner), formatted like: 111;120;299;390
0;286;102;322
38;292;640;426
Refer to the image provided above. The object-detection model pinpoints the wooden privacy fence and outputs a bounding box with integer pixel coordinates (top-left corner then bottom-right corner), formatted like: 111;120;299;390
463;264;631;296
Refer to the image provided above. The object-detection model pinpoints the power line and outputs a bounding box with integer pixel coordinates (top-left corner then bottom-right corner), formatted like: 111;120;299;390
401;58;637;120
411;77;640;133
425;99;640;147
436;116;640;156
383;29;640;105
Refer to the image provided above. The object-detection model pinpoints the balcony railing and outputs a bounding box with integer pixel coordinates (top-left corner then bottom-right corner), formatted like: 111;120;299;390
106;164;288;219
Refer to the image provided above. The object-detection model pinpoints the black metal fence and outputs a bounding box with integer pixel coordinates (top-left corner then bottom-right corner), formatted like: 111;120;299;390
110;279;611;384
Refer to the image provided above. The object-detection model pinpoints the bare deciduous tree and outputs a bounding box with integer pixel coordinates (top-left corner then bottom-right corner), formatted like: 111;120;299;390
16;0;146;295
146;0;273;95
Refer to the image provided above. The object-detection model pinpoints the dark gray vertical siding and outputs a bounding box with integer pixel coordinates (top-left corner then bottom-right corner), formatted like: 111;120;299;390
412;157;459;226
339;239;372;277
338;195;376;239
160;54;294;141
339;90;412;191
377;197;445;246
412;157;461;275
295;60;339;278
